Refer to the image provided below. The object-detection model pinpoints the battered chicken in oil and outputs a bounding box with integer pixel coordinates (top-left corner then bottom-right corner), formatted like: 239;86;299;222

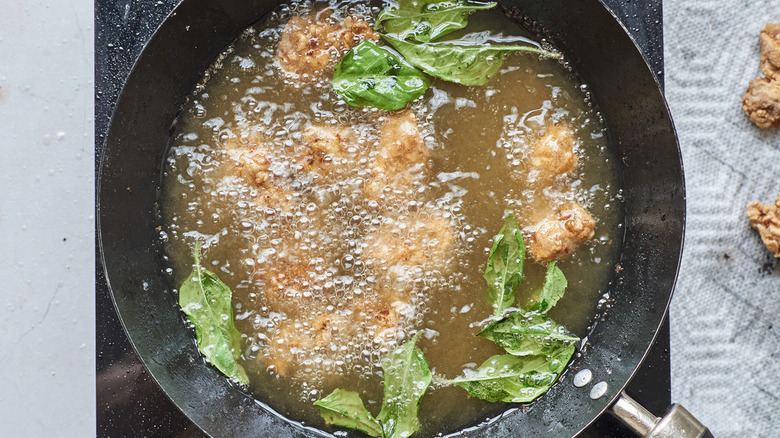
264;313;349;377
528;203;595;262
223;130;298;211
224;122;366;206
228;108;455;379
363;211;457;281
299;124;362;182
743;23;780;129
302;125;352;159
513;124;595;261
747;195;780;258
255;254;333;315
260;261;417;377
353;295;410;343
276;8;378;81
526;125;578;186
364;110;430;202
264;293;410;377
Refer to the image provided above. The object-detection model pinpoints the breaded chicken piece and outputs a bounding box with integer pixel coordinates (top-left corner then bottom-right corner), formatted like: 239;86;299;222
223;131;297;210
527;202;595;262
223;129;272;184
230;124;359;186
743;78;780;129
298;124;358;181
276;9;379;81
362;212;456;275
302;125;351;158
360;212;452;345
743;23;780;128
264;313;348;377
526;125;578;186
760;23;780;81
351;297;410;344
747;195;780;257
253;212;345;315
255;259;316;315
264;299;410;377
509;124;592;261
364;110;429;200
236;152;272;186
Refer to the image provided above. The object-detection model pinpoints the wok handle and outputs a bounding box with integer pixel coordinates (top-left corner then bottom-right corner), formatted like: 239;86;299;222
610;392;714;438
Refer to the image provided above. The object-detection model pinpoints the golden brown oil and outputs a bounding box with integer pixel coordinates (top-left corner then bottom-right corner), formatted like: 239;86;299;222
160;1;623;436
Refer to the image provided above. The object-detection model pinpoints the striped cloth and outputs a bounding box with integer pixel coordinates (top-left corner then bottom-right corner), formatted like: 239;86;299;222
665;1;780;436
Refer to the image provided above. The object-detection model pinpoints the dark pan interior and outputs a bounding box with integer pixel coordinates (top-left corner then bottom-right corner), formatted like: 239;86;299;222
97;0;684;436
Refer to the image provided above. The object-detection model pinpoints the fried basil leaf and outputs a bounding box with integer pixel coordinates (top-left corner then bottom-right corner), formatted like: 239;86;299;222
377;332;432;438
376;0;497;43
314;389;383;437
383;34;560;86
528;261;567;314
333;40;429;111
478;310;579;356
179;242;249;386
483;213;525;317
450;345;575;403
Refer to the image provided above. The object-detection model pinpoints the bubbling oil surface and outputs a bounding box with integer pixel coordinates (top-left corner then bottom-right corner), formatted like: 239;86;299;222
161;1;623;436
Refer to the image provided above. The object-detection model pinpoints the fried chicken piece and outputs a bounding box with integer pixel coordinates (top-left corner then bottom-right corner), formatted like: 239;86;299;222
263;313;348;377
747;195;780;257
744;23;780;129
302;125;350;157
509;124;592;261
364;110;429;200
255;259;315;315
298;124;358;181
229;123;360;190
236;151;272;186
760;23;780;82
527;202;595;262
351;296;411;344
526;125;578;186
224;131;297;210
223;129;271;183
362;211;456;276
276;9;379;81
360;212;451;344
743;78;780;129
264;297;410;376
253;215;344;316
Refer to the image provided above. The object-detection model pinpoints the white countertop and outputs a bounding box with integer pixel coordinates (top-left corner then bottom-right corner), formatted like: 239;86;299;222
0;0;94;435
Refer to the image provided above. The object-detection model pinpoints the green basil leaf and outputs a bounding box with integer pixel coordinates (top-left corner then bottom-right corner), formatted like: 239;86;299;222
377;332;432;438
548;341;577;372
450;345;575;403
383;34;560;86
314;389;383;437
179;242;249;386
483;213;525;317
478;310;579;356
376;0;497;43
333;40;429;111
528;261;567;314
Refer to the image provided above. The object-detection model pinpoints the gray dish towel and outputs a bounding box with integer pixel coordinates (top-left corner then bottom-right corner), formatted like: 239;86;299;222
665;1;780;436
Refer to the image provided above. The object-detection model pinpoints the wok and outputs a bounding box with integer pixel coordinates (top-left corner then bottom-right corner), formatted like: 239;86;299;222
97;0;705;436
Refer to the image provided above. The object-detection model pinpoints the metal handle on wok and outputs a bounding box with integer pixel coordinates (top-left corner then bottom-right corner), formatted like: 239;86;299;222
610;392;714;438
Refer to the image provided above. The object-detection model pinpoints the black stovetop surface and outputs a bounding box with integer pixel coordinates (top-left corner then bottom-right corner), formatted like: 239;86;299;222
96;1;668;436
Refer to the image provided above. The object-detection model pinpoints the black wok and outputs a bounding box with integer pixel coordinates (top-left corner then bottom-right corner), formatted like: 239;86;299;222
98;0;695;436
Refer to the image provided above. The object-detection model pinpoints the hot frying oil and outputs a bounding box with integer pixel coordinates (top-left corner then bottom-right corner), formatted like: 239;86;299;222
161;1;623;435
